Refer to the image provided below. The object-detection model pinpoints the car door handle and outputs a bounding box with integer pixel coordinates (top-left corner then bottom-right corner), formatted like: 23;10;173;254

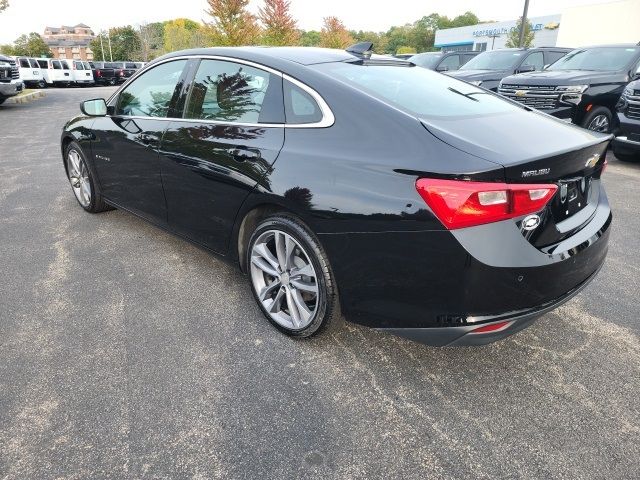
136;133;156;145
229;148;261;162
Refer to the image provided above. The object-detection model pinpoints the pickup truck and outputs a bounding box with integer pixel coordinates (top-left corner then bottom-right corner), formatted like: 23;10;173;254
89;62;117;86
0;54;23;104
111;61;139;83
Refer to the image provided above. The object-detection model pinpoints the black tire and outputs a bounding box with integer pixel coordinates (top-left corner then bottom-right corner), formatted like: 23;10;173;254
247;214;341;338
613;148;640;162
0;97;6;105
37;80;46;89
64;141;114;213
581;106;613;133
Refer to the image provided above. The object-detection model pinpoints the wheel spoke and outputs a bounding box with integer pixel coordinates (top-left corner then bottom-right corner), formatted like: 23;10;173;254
253;242;279;271
251;254;279;278
267;287;285;314
258;279;281;301
290;263;314;279
290;288;312;323
275;232;287;270
284;236;296;270
290;278;317;295
285;287;301;328
81;181;91;202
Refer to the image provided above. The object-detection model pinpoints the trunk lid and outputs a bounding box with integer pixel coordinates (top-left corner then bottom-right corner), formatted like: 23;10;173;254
421;109;611;246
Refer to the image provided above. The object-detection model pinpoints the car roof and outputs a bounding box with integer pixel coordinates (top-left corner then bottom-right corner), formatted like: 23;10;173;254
160;46;358;66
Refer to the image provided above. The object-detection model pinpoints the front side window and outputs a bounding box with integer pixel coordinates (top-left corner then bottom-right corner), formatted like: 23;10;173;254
439;55;461;71
184;59;276;124
52;60;61;69
521;52;544;71
315;62;521;119
116;60;187;117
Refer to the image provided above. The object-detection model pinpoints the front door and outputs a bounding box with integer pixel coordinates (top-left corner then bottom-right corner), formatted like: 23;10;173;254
159;58;286;253
91;59;188;224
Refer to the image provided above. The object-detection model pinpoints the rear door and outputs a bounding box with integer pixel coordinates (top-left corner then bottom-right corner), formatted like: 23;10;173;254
160;57;285;253
92;59;188;224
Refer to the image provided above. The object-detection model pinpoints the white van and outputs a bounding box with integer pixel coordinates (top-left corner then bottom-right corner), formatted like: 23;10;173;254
61;59;94;86
35;58;71;87
16;57;45;88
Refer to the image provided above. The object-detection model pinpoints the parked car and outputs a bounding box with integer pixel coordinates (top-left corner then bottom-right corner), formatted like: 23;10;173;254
447;47;572;91
612;80;640;161
34;58;69;87
16;56;46;88
498;44;640;133
0;54;22;104
60;59;95;86
89;61;118;86
60;44;611;346
409;51;479;72
111;61;139;83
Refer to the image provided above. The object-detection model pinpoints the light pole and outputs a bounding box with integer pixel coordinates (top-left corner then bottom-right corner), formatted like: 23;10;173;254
107;31;113;62
518;0;530;48
99;31;105;61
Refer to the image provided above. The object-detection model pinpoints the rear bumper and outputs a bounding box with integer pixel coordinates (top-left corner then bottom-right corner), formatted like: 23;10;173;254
382;264;601;346
320;182;611;345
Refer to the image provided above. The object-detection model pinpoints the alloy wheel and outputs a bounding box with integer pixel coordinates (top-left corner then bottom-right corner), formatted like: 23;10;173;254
587;114;610;133
67;149;92;207
250;230;319;330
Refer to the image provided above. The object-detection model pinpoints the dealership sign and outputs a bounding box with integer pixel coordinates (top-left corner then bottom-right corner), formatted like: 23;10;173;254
473;23;546;37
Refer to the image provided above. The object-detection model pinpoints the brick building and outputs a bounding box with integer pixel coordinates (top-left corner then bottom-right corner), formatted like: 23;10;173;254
43;24;95;61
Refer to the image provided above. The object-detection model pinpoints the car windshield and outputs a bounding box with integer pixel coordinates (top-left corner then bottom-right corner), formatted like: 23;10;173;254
315;62;520;119
409;53;441;68
547;47;640;71
461;50;523;70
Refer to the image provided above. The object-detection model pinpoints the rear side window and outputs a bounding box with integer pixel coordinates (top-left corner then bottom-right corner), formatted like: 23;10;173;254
36;59;48;68
184;59;281;124
284;80;323;124
19;58;29;68
61;61;69;70
74;61;84;70
29;59;39;68
439;55;461;71
52;60;61;69
116;60;187;117
316;63;520;119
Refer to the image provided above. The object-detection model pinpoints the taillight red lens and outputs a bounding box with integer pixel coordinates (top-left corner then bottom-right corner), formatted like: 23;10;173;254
470;321;512;334
415;178;558;230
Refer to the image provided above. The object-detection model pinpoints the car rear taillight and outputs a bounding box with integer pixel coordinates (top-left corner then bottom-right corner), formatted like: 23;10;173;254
96;69;102;77
415;178;558;230
470;321;512;334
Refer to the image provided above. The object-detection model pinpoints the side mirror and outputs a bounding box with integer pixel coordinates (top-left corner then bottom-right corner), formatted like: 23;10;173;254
80;98;107;117
516;65;536;74
436;65;449;72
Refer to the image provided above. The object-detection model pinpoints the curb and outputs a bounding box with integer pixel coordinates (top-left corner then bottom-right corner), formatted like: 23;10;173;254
8;90;46;105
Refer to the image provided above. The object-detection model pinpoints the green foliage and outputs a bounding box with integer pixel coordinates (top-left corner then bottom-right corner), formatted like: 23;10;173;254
138;22;165;62
350;30;388;54
90;26;141;61
396;46;416;54
300;30;320;47
12;33;52;57
319;16;353;49
259;0;299;46
505;17;535;48
0;44;15;55
163;19;211;53
205;0;260;46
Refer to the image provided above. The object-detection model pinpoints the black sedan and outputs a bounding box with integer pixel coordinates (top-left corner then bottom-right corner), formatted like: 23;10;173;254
60;44;612;346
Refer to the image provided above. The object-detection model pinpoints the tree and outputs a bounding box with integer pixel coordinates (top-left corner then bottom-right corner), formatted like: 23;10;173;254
13;33;52;57
350;30;388;54
138;22;165;61
505;17;535;48
0;0;8;13
0;44;15;55
319;17;353;49
258;0;299;46
300;30;320;47
90;26;141;61
396;46;416;54
205;0;260;46
163;19;210;53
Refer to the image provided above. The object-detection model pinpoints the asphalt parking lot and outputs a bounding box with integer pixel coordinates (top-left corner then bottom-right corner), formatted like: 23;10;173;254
1;87;639;479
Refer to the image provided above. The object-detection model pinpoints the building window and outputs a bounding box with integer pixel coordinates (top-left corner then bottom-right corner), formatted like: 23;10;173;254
58;47;65;53
73;53;80;59
72;47;79;53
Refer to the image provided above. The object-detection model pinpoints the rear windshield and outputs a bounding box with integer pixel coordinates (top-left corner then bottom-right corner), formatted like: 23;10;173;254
461;50;523;70
103;62;115;68
548;47;640;72
314;62;520;119
409;53;441;68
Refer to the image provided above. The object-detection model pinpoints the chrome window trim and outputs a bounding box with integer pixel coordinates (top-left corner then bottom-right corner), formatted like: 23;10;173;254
106;54;335;129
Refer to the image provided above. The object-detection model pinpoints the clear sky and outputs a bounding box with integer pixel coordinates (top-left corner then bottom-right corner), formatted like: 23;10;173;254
0;0;618;43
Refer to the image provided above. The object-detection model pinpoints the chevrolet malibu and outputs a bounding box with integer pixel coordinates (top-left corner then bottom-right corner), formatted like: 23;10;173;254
60;44;612;346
